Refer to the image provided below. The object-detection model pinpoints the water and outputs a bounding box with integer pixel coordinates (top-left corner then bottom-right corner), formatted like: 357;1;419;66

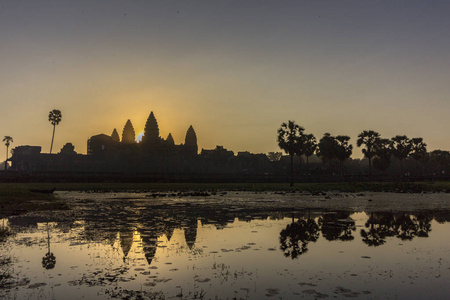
1;191;449;299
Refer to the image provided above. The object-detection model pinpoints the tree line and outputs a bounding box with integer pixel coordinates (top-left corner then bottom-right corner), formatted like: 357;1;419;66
277;120;446;186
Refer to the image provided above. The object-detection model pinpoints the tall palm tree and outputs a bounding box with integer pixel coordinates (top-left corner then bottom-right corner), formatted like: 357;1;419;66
357;130;381;177
409;138;427;175
316;133;336;165
303;134;317;165
277;120;305;187
3;136;13;171
373;138;392;174
335;135;353;178
48;109;62;154
390;135;411;175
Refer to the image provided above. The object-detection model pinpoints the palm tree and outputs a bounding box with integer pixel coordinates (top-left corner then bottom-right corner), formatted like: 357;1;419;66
48;109;62;154
409;138;427;175
373;138;392;174
3;136;13;171
390;135;411;175
277;121;305;187
357;130;381;177
316;133;336;165
335;135;353;178
303;134;317;165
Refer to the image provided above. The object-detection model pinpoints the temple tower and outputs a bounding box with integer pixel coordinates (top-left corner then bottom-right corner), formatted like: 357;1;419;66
142;111;161;149
184;125;198;155
121;119;136;143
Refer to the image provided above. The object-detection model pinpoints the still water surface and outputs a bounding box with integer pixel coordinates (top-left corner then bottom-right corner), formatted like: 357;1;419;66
1;192;449;299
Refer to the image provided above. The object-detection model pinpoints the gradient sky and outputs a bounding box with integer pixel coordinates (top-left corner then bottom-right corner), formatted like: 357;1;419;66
1;1;449;158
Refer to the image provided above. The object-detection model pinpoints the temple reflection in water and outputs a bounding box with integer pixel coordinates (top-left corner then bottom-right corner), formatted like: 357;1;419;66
5;205;450;263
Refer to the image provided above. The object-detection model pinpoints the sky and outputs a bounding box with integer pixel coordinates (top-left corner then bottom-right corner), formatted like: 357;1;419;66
1;0;449;158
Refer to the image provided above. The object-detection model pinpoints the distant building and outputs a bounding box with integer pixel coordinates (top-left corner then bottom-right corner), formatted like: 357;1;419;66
87;134;116;157
9;146;42;171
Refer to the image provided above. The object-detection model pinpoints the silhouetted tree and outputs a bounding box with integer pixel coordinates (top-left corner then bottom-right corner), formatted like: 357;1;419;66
185;125;198;155
277;121;305;186
409;138;427;174
111;128;120;142
3;136;13;171
429;150;450;177
390;135;411;175
267;152;282;162
60;143;76;155
373;138;392;174
303;134;317;165
48;109;62;154
316;133;336;165
357;130;381;177
335;135;353;178
142;111;160;147
121;119;136;144
316;134;353;178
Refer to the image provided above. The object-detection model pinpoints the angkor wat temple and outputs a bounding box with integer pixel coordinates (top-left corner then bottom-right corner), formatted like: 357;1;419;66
87;111;199;166
9;111;273;181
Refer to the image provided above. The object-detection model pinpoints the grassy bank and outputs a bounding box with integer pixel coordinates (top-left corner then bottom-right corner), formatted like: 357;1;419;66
1;181;450;195
0;183;68;218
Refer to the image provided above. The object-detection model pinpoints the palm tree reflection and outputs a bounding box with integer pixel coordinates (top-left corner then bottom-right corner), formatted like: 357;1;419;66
415;214;432;237
360;212;395;247
360;212;433;246
42;223;56;269
319;212;356;242
279;217;319;259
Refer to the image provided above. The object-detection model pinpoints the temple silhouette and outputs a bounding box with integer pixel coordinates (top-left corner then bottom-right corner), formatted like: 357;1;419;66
9;111;271;181
87;111;198;160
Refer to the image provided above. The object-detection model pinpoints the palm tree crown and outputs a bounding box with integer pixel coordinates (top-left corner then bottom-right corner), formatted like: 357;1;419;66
48;109;62;154
277;120;305;186
3;136;13;171
3;136;13;147
303;133;317;163
410;138;427;162
48;109;62;126
357;130;381;176
277;121;305;156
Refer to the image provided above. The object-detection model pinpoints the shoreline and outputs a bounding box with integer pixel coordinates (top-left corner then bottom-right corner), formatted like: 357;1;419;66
1;182;449;218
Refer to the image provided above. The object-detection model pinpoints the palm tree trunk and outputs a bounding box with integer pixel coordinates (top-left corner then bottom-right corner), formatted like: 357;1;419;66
290;154;294;187
416;159;419;176
50;125;56;154
4;145;8;172
306;156;310;174
369;157;372;178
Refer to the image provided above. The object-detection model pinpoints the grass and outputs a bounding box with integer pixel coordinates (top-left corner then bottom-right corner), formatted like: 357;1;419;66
1;181;449;195
0;183;68;218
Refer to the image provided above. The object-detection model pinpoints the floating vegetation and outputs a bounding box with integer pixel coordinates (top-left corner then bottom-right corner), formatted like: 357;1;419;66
0;257;13;285
68;267;132;286
103;287;166;300
0;226;14;243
